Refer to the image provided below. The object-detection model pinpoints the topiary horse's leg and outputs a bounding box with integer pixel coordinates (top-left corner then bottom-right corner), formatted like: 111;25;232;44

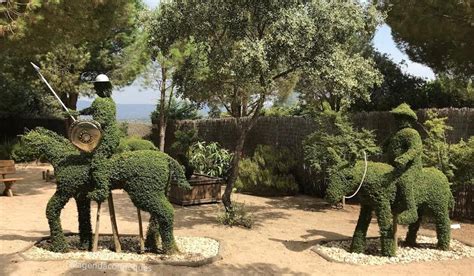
46;191;71;252
375;200;396;257
145;215;160;252
434;208;451;250
75;195;92;250
350;205;372;253
405;210;422;247
150;193;179;254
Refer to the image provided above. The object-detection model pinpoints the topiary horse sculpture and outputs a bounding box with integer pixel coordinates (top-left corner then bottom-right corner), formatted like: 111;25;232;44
22;127;191;254
325;160;454;257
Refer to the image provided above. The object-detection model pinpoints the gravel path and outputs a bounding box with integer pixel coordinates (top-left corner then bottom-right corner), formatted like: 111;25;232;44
21;235;220;265
313;235;474;265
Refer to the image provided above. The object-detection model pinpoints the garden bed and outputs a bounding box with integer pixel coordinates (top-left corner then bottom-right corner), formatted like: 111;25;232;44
21;234;221;266
312;235;474;265
169;174;223;206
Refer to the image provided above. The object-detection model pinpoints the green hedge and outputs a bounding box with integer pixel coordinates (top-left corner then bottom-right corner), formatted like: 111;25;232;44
236;145;298;196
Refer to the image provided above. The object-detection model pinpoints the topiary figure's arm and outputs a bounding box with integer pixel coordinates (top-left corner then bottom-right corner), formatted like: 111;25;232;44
394;130;422;169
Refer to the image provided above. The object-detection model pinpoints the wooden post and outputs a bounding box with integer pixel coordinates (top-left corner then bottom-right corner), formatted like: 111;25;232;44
342;197;346;209
392;213;398;250
92;202;102;252
108;192;121;253
137;208;145;253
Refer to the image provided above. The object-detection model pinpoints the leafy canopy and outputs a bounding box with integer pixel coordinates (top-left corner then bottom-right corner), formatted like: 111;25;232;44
0;0;148;114
380;0;474;77
154;0;383;118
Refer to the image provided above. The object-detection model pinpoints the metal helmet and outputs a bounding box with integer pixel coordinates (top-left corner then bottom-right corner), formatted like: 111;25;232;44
93;74;110;83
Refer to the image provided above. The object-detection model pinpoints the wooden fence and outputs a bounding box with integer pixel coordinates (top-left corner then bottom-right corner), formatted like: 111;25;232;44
451;185;474;221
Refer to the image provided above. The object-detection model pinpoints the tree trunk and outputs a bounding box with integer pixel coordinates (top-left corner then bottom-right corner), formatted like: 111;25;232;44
222;126;247;211
222;98;264;211
158;67;167;151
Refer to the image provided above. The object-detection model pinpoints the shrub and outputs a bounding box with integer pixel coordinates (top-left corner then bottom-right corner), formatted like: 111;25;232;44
217;202;254;229
450;137;474;186
303;109;380;195
422;109;455;179
0;139;15;160
117;137;157;153
188;141;232;178
0;139;38;162
118;122;129;138
235;145;298;196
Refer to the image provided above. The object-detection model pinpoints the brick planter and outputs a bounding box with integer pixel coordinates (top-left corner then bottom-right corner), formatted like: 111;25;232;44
169;174;223;206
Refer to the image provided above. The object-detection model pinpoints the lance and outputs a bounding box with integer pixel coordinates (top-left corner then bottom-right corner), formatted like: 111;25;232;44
30;62;76;122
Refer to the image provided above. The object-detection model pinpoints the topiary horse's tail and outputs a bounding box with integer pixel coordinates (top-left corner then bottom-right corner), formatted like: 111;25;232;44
167;156;192;191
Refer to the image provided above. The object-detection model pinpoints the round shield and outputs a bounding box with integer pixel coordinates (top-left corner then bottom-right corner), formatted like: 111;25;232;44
68;120;103;152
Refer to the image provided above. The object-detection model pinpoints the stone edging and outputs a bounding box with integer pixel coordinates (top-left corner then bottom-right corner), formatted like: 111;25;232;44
17;233;223;267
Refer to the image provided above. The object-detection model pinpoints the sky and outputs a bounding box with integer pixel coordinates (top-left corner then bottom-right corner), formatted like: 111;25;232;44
82;1;436;104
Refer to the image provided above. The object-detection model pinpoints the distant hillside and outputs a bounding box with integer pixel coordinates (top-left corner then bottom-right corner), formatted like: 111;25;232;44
78;100;155;122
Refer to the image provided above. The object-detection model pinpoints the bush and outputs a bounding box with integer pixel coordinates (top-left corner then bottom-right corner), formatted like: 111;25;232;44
117;137;157;153
450;137;474;186
421;110;473;187
0;139;38;162
422;110;455;179
235;145;299;196
0;140;15;160
188;141;232;178
217;202;254;229
303;109;380;195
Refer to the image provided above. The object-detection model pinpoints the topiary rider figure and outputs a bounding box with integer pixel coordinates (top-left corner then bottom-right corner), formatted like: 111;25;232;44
386;103;423;224
79;74;121;203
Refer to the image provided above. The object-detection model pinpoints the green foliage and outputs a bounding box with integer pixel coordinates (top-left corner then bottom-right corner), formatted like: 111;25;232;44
171;128;199;155
217;202;254;229
118;122;129;138
188;141;232;178
10;140;38;163
154;0;383;207
297;47;383;112
0;0;148;114
422;110;455;179
235;145;298;196
303;109;380;195
22;128;190;254
151;97;201;122
0;138;43;163
351;53;473;111
325;160;453;256
0;139;15;160
117;137;157;153
450;137;474;186
381;0;473;77
261;104;302;117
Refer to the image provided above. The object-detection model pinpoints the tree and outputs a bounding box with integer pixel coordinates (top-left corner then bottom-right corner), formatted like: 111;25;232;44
297;47;383;112
144;8;195;150
153;0;382;210
0;0;148;116
0;0;41;38
351;52;474;111
351;52;427;111
379;0;474;77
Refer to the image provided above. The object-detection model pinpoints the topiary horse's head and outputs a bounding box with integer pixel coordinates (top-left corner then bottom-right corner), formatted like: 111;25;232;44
325;166;356;205
21;127;78;166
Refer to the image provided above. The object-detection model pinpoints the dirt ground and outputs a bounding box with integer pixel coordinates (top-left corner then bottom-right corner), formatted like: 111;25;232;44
1;165;473;276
